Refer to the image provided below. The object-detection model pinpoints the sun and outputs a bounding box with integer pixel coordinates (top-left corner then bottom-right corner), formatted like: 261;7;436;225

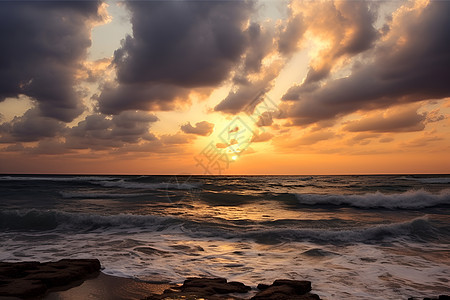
231;155;238;161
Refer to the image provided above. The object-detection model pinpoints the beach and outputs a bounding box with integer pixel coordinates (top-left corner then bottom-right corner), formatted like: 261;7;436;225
0;260;448;299
0;175;449;299
44;272;171;300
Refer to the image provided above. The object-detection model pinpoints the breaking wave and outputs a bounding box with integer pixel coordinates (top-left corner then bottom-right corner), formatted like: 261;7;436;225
1;210;443;244
91;179;200;190
295;189;450;209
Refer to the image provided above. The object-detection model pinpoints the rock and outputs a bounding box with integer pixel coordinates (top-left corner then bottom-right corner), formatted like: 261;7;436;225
145;277;251;299
182;277;251;294
251;279;319;300
0;259;101;298
272;279;312;294
0;278;47;298
440;296;450;300
257;283;270;290
251;284;296;299
183;277;228;287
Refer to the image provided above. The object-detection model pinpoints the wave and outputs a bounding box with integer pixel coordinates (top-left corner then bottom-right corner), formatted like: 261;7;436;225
92;179;200;190
398;176;450;184
59;191;151;199
0;176;200;190
241;217;440;243
0;210;445;244
0;209;181;231
295;189;450;209
0;176;117;182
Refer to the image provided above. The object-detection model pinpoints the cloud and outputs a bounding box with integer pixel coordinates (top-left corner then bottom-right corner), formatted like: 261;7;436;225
96;82;189;115
0;108;66;143
214;61;282;114
282;1;450;125
29;140;71;155
181;121;214;136
2;110;195;156
402;133;444;148
0;1;105;122
110;140;181;155
98;0;255;114
425;108;446;124
296;130;335;146
160;133;194;145
292;1;378;85
276;130;335;149
343;106;426;133
277;13;305;55
67;111;158;150
379;137;394;143
243;22;276;74
256;111;274;127
347;132;380;146
251;131;274;143
214;20;285;114
216;139;238;149
215;0;378;115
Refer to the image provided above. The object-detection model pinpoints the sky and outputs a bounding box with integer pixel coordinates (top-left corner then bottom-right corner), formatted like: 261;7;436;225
0;0;449;175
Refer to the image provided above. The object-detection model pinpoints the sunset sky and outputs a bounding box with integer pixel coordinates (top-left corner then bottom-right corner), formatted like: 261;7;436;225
0;0;449;175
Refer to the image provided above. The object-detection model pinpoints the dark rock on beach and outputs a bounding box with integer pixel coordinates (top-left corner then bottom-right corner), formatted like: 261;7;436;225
145;277;321;300
252;279;319;300
145;277;252;299
0;259;101;298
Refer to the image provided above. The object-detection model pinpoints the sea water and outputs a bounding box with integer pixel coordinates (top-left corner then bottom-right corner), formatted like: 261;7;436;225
0;175;449;299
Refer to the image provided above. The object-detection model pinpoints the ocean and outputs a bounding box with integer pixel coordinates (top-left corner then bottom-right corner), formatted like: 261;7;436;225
0;175;449;299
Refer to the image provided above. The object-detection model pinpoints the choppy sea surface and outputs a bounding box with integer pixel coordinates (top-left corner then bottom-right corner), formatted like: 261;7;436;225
0;175;449;299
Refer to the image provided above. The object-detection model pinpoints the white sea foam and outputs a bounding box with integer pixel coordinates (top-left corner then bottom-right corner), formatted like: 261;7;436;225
295;189;450;209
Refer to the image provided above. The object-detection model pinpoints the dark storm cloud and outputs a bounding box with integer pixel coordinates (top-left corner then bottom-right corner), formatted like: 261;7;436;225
181;121;214;136
214;22;282;114
0;1;104;122
214;77;271;114
277;14;305;56
98;0;254;114
243;23;275;74
67;111;158;149
1;110;193;155
283;1;450;126
0;108;66;143
97;82;189;115
214;63;281;114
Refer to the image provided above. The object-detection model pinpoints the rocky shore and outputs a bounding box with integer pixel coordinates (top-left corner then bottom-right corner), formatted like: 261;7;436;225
0;259;101;298
0;260;448;299
145;277;320;299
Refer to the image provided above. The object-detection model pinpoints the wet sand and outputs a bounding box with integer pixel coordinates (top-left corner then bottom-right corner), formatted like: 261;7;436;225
44;272;172;300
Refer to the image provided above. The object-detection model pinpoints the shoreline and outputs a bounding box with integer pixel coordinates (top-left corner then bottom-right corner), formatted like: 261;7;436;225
44;272;172;300
0;259;449;300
